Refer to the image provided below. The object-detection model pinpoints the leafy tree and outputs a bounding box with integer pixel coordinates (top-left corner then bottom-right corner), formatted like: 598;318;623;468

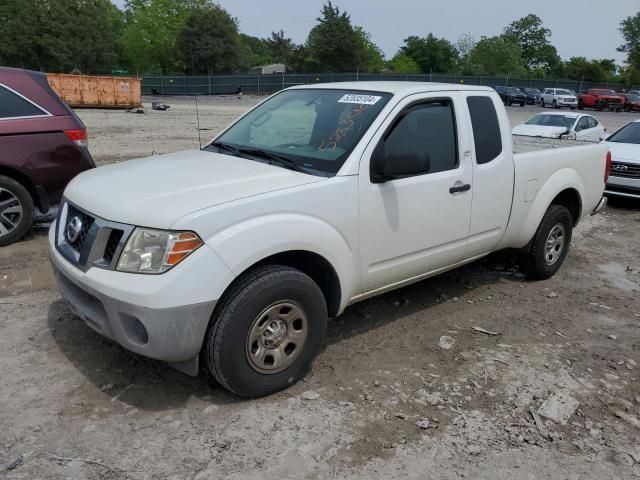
467;36;526;76
123;0;209;74
354;27;385;72
455;33;476;74
240;34;273;68
399;34;458;73
563;57;617;82
0;0;124;73
177;5;243;74
267;30;295;64
618;11;640;71
389;53;420;73
306;1;368;72
503;14;561;73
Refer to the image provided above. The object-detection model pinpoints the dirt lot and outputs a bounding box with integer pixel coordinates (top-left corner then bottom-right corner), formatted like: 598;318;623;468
1;96;639;479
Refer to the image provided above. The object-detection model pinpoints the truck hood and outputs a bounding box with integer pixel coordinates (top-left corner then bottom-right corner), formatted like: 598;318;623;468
603;141;640;163
64;149;326;229
512;124;568;138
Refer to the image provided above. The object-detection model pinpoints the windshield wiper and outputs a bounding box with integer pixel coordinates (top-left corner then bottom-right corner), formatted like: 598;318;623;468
208;141;241;156
237;147;309;173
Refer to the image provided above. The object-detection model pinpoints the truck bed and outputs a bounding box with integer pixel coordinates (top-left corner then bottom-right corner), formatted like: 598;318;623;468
513;135;591;154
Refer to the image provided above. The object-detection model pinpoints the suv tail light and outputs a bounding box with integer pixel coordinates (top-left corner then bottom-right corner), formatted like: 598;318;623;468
64;129;88;148
604;150;611;184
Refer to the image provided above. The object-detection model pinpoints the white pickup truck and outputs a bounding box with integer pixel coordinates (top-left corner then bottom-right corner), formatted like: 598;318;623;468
49;82;609;397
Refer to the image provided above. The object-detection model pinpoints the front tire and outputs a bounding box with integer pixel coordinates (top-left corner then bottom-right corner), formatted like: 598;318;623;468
552;100;559;109
520;205;573;280
0;175;34;247
204;265;328;397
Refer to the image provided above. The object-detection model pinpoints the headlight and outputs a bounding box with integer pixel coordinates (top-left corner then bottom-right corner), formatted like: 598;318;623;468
116;228;203;274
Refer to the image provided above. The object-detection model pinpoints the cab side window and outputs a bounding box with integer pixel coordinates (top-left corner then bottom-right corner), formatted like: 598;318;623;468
382;100;458;175
467;96;502;164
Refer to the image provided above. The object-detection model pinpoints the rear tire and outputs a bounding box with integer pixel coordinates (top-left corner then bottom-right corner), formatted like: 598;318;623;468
541;99;546;108
0;175;34;247
520;205;573;280
204;265;328;398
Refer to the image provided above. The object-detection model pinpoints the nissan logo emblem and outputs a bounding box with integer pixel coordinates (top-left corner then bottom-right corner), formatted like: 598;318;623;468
612;165;628;172
66;216;83;243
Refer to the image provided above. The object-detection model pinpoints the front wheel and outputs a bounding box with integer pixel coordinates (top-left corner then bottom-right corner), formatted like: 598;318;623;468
204;265;328;397
520;204;573;280
552;100;559;109
0;175;34;247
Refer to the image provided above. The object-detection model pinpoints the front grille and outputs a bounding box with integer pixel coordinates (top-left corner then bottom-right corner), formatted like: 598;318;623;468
56;201;133;272
104;229;124;263
64;205;94;252
610;161;640;179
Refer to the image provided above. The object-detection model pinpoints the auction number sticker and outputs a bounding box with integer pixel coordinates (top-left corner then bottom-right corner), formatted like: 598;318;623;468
338;94;381;105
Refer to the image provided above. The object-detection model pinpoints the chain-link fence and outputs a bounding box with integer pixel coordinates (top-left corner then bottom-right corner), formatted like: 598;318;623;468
141;72;639;96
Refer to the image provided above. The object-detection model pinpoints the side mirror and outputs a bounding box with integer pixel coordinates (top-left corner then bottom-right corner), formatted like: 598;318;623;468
370;141;430;183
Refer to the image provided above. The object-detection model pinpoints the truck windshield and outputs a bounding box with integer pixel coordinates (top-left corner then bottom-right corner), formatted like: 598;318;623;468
556;89;573;96
205;89;391;176
525;114;575;129
607;122;640;144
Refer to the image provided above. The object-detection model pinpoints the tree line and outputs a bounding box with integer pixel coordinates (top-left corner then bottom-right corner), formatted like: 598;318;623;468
0;0;638;84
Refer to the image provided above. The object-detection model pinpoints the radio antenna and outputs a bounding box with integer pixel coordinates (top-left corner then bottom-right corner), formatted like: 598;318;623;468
194;94;202;149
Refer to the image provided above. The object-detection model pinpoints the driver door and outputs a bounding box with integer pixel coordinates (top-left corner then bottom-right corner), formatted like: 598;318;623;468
357;92;473;293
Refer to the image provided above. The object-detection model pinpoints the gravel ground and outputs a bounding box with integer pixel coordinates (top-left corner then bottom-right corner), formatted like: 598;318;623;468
1;95;639;480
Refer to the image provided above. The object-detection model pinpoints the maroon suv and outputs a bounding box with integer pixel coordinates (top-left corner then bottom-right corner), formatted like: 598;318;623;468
0;67;94;246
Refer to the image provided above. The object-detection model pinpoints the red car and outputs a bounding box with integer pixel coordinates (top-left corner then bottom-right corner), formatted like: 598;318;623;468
0;67;94;246
621;93;640;112
578;89;625;111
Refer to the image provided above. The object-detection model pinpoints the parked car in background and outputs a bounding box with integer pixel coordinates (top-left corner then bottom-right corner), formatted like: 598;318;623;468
49;82;608;397
620;93;640;112
0;67;94;246
602;119;640;199
494;86;526;106
540;88;578;109
520;87;543;105
512;112;606;142
578;89;624;111
627;90;640;96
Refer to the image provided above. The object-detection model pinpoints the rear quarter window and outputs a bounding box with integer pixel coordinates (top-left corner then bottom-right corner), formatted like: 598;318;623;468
467;96;502;165
0;85;48;119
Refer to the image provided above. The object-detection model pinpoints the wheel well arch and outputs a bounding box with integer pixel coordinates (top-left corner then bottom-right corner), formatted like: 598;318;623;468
550;188;582;225
0;165;41;210
238;250;342;318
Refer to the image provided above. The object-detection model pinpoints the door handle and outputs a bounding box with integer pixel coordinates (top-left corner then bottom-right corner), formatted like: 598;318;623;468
449;183;471;194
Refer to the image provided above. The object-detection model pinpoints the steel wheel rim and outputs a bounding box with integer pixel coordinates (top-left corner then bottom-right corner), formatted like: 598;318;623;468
0;188;23;237
246;301;309;374
544;223;566;266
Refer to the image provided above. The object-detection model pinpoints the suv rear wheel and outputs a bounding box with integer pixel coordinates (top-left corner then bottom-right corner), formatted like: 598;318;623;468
204;265;328;397
0;175;34;246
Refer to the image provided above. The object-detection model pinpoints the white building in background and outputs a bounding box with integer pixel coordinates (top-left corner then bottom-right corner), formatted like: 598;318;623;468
250;63;286;75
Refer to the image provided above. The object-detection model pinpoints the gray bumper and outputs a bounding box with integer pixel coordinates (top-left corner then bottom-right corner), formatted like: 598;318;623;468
51;256;216;375
605;175;640;199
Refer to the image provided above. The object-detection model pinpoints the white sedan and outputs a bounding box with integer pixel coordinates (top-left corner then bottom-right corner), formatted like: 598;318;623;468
512;112;606;142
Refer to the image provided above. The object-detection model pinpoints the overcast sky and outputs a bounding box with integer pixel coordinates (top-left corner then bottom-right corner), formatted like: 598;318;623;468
113;0;637;63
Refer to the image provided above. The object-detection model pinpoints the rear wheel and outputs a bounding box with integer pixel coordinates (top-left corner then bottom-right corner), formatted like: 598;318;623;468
0;175;34;247
541;99;546;108
520;205;573;280
578;101;584;110
204;265;328;397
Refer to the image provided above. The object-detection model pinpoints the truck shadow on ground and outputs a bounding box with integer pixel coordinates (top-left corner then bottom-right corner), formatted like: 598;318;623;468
46;251;525;410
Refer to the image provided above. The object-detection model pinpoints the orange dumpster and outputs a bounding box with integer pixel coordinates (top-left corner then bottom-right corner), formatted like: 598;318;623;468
47;73;142;109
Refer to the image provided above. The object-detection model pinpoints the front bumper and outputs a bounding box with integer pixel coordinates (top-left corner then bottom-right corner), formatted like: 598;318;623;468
605;176;640;199
49;222;233;374
558;100;577;107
